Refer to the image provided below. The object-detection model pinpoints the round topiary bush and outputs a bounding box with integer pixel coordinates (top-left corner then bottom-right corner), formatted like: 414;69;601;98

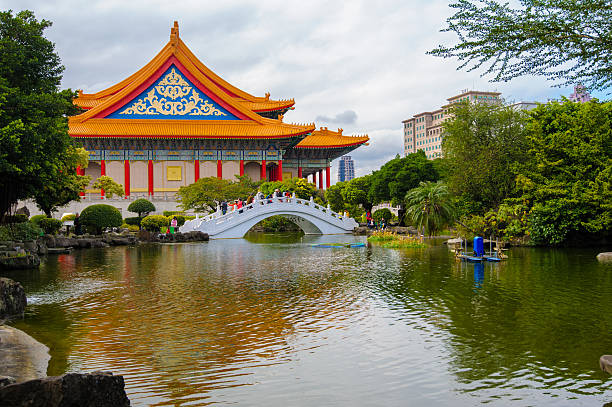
373;208;393;223
80;204;123;235
38;218;63;235
141;215;169;232
61;213;76;222
29;214;47;227
128;199;156;218
124;217;141;226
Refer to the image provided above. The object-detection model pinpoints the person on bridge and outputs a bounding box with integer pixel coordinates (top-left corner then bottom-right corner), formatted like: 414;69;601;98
237;199;243;213
221;201;228;215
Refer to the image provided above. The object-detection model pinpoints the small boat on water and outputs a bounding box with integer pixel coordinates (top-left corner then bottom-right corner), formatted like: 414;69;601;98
456;236;505;262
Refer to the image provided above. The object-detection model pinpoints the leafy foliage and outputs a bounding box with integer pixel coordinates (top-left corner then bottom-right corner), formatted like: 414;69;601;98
123;217;141;227
80;204;123;234
92;176;124;199
38;217;62;235
177;176;260;213
127;199;155;218
0;222;42;241
0;11;84;218
141;215;169;232
404;181;456;237
259;177;317;200
516;100;612;244
372;208;393;223
429;0;612;90
442;100;528;211
253;215;300;232
61;213;75;222
3;214;28;224
29;214;47;227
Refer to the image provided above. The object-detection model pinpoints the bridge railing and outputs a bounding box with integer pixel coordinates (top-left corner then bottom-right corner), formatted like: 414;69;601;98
182;196;354;233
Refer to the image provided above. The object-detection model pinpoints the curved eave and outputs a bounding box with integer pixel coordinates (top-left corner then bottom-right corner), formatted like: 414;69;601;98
295;140;368;149
68;118;315;139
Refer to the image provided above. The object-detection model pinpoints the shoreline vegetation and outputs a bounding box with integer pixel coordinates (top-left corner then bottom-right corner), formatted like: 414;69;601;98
367;231;427;248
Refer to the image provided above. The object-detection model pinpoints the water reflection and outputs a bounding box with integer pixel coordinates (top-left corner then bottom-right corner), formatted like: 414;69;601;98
3;237;612;406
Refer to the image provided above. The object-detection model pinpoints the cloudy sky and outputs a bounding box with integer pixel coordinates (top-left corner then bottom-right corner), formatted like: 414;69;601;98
2;0;605;182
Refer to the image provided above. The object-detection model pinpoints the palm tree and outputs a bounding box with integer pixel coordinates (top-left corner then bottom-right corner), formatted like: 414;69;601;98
404;181;456;237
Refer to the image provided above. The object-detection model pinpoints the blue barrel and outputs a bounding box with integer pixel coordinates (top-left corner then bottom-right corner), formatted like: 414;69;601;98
473;236;484;256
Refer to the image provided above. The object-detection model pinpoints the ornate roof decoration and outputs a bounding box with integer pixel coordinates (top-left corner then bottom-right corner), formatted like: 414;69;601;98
69;23;314;140
73;21;294;115
296;127;369;149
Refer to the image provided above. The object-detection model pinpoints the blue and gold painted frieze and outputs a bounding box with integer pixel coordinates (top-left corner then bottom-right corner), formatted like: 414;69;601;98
244;150;262;161
153;150;196;161
221;150;241;160
106;65;239;120
198;150;218;160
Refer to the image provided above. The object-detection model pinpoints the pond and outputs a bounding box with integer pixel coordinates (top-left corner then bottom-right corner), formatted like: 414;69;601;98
3;234;612;406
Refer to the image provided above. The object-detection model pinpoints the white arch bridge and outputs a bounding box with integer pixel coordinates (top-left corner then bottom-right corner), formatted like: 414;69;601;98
180;196;359;239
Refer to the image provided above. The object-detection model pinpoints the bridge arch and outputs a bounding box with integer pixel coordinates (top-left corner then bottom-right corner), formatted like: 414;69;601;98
181;197;358;239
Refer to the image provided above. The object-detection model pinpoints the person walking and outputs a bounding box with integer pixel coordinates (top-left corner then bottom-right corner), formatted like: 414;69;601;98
221;201;228;215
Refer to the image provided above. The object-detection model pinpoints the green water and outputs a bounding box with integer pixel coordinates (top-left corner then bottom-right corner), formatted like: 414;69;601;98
2;234;611;406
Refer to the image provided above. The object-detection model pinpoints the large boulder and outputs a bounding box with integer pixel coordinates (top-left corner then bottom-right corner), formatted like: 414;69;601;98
0;279;26;319
0;254;40;270
597;252;612;262
0;371;130;407
0;325;49;382
601;355;612;374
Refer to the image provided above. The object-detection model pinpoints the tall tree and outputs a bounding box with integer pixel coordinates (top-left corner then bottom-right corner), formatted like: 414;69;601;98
442;100;528;211
429;0;612;90
177;176;259;213
405;181;456;236
517;100;612;244
0;10;82;219
369;152;439;224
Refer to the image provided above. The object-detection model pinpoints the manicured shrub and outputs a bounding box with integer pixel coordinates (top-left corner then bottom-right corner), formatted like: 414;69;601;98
124;217;142;226
163;210;185;217
128;199;156;218
185;216;196;221
80;204;123;235
0;222;42;241
141;215;169;232
29;214;47;227
166;215;186;227
3;214;28;224
61;214;76;222
38;218;63;235
121;223;140;232
373;208;393;223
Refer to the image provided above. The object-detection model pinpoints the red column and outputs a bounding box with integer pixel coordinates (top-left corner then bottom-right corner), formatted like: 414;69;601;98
77;166;85;197
313;172;317;188
148;160;154;196
260;160;267;181
194;159;200;182
277;160;283;181
217;160;222;179
239;159;244;176
318;170;323;190
298;166;303;178
326;166;330;189
124;160;130;197
100;160;106;198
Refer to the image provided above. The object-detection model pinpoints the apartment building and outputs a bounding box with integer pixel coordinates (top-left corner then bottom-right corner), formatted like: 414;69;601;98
337;155;355;182
403;90;502;159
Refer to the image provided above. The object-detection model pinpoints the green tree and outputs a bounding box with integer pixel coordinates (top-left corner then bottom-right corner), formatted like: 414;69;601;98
92;176;125;199
79;204;122;234
429;0;612;90
369;152;439;224
517;100;612;244
405;181;456;237
343;175;373;212
177;176;259;213
325;181;347;213
442;100;528;212
259;177;316;200
127;199;156;219
0;10;82;219
32;146;90;217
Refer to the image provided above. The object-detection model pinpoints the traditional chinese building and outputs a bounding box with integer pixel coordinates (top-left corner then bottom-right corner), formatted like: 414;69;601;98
70;22;368;198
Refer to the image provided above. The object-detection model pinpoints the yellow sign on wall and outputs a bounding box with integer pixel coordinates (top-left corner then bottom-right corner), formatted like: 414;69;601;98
167;166;182;181
283;172;292;180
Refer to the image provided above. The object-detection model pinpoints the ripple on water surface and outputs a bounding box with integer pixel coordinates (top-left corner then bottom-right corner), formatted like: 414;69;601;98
7;238;612;406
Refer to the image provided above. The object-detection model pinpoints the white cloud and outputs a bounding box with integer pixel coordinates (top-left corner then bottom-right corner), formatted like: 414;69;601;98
5;0;588;184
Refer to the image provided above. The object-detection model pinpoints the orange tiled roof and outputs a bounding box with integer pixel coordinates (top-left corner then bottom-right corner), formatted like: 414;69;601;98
73;22;294;113
69;118;314;139
297;127;369;149
69;23;310;140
